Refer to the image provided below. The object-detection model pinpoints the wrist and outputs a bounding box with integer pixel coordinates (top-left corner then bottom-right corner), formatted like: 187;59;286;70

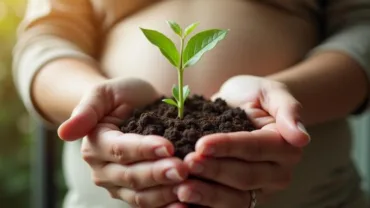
32;58;108;124
266;52;369;125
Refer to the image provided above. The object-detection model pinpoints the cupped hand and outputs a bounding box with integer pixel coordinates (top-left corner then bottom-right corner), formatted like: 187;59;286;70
211;75;310;147
58;78;189;208
174;75;310;208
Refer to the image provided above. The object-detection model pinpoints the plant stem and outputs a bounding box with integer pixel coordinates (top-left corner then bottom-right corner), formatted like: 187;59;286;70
178;36;185;118
178;69;184;118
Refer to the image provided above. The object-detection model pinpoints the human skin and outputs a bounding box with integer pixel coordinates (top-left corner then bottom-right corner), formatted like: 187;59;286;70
32;0;367;207
34;0;319;124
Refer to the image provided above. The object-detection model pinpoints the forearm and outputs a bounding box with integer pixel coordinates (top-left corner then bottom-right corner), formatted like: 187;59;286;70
32;58;107;124
268;51;368;126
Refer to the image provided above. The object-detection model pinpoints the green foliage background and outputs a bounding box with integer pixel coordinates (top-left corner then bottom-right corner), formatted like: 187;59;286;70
0;0;66;207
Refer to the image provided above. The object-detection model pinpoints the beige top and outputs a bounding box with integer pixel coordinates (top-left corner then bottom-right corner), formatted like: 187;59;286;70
12;0;370;208
13;0;370;121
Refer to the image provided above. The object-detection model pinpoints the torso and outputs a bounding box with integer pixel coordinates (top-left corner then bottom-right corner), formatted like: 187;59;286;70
100;0;319;97
71;1;367;207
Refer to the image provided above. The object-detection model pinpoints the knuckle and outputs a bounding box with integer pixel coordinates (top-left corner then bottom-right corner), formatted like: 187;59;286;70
111;143;127;164
92;176;108;187
114;188;140;207
82;152;96;164
90;84;110;107
134;192;147;208
91;83;106;95
149;162;159;185
81;146;96;164
107;189;120;199
137;138;148;159
117;189;139;208
121;168;138;189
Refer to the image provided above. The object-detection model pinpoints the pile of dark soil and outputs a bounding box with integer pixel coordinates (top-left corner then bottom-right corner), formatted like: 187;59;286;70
120;95;256;208
121;95;256;158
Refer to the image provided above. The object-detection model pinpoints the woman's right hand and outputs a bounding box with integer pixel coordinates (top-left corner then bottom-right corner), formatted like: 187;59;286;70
58;78;189;208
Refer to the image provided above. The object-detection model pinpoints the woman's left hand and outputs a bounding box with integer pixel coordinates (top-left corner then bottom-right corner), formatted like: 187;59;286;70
174;75;311;207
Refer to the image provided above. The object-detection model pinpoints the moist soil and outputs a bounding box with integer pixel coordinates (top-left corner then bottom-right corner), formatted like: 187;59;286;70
120;95;256;207
120;95;256;158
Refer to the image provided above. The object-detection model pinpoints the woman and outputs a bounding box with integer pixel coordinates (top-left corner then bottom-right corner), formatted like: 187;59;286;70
13;0;370;207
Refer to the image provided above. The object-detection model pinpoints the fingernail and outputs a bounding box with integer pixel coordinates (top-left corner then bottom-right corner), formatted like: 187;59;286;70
166;168;184;182
202;146;215;156
190;161;204;174
71;106;82;117
186;191;202;203
173;186;179;195
297;122;311;141
155;146;170;157
297;122;308;134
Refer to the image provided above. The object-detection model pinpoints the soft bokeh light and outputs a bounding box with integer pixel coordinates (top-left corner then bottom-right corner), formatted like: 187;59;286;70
0;1;67;207
0;2;8;21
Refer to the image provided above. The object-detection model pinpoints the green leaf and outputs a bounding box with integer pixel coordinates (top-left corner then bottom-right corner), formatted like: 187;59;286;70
162;98;178;107
167;20;182;36
140;28;180;67
183;29;228;68
172;85;180;102
184;22;199;37
183;85;190;101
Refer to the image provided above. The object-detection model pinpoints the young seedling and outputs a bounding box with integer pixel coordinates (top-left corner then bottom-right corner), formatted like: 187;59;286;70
140;21;228;119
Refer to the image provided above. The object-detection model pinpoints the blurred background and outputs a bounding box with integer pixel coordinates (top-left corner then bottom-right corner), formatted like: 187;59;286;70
0;0;66;207
0;0;369;208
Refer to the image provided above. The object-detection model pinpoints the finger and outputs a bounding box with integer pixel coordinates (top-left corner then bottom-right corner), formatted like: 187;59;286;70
184;153;291;190
81;125;174;165
259;84;310;147
94;158;188;190
162;203;188;208
242;107;275;128
175;179;253;208
195;130;302;165
58;78;160;141
211;76;262;107
59;103;133;141
58;84;115;141
114;185;179;208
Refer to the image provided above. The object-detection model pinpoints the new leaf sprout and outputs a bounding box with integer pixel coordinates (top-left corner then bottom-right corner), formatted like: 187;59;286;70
140;21;228;119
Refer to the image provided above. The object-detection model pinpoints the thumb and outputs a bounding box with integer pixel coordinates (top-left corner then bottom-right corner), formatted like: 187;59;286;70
58;86;106;141
57;78;160;141
261;86;311;147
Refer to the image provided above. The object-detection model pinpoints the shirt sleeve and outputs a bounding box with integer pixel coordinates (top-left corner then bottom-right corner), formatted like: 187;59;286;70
309;0;370;113
13;0;101;126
